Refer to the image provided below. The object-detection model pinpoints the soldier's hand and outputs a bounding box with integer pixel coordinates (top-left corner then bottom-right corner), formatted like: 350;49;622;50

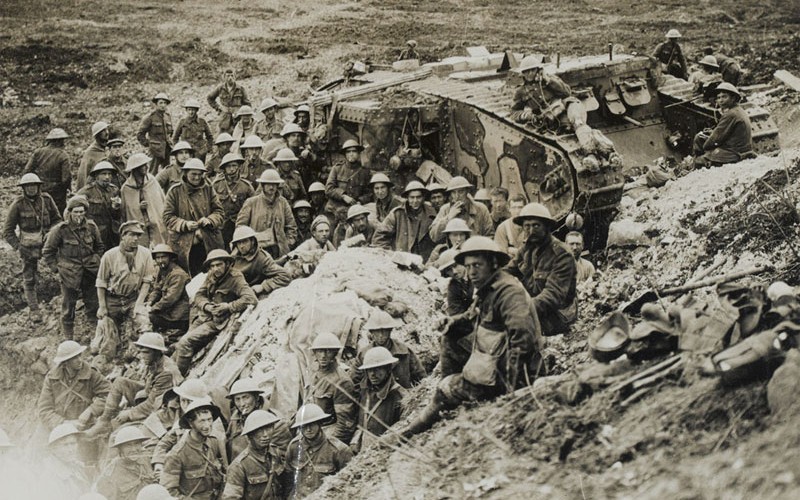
300;149;311;159
198;217;213;228
447;202;463;219
97;305;108;320
342;195;355;205
252;284;264;295
153;463;164;481
186;221;200;232
436;316;453;333
139;200;149;210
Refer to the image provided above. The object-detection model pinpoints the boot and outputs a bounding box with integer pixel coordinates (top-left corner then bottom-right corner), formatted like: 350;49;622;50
23;285;42;323
62;320;75;340
400;401;443;439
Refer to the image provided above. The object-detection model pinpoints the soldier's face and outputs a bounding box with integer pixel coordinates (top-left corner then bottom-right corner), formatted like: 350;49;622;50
240;115;253;127
186;170;205;186
218;142;232;155
286;133;303;148
295;112;310;127
716;92;735;109
450;263;467;280
522;218;549;245
156;100;168;111
155;254;172;269
313;348;338;370
234;238;254;255
373;183;389;200
261;183;278;198
368;328;391;347
430;192;445;209
249;425;273;451
565;234;584;258
23;185;39;197
190;409;214;437
225;73;235;84
117;441;140;459
300;423;321;440
233;393;258;415
312;224;330;244
62;355;83;372
509;201;525;218
96;171;113;187
448;232;468;248
243;148;260;160
407;191;424;210
295;208;312;224
136;346;156;365
175;151;191;165
186;107;198;118
344;149;360;164
492;195;507;212
109;143;124;159
208;260;228;280
367;365;392;387
263;108;275;120
121;231;140;251
224;162;241;179
464;254;495;289
69;207;86;224
351;215;368;233
449;189;468;203
276;161;293;173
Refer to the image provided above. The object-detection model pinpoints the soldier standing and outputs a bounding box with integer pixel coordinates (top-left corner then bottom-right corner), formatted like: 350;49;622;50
325;139;372;218
3;173;61;322
207;69;250;134
238;135;269;185
42;195;104;339
372;180;437;260
137;92;174;173
156;141;194;194
120;153;168;248
211;152;254;247
77;161;122;250
273;148;307;203
308;332;358;444
222;410;287;500
106;137;128;188
369;173;401;223
24;127;72;213
76;121;110;190
172;98;214;160
96;427;157;500
236;169;298;259
206;133;236;179
652;29;688;80
254;97;283;140
231;106;257;151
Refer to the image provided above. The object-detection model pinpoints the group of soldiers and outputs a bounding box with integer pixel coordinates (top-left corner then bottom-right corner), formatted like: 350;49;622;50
1;32;751;499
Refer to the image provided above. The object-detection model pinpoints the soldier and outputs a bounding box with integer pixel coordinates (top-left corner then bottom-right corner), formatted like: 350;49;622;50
427;215;472;266
172;98;214;160
207;68;250;134
473;188;491;211
163;158;225;275
231;106;257;151
652;29;688;80
136;484;175;500
292;200;314;249
43;195;104;339
307;181;329;222
206;133;236;179
292;215;335;253
222;409;287;500
146;244;191;333
95;221;156;361
106;137;128;188
689;55;722;96
325;139;372;218
161;398;227;499
254;97;283;141
76;121;111;190
352;310;425;389
238;135;269;185
236;169;298;259
508;203;577;336
137;92;174;173
281;123;317;187
230;225;291;297
86;332;182;438
225;378;265;461
692;83;754;168
489;187;511;229
373;180;437;260
173;250;258;375
494;194;526;258
429;176;493;243
293;104;311;133
436;248;474;317
336;204;375;247
120;153;168;248
273;148;306;203
426;182;446;213
96;427;157;500
285;404;352;499
43;423;92;499
398;39;419;61
401;237;543;437
156;141;193;193
212;152;255;247
3;173;61;322
565;231;595;282
24;127;72;213
77;161;122;250
369;173;401;223
351;347;407;454
308;332;358;443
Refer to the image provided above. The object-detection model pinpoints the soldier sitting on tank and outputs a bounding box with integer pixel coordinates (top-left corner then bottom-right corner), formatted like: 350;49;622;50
692;83;754;168
689;55;723;99
652;29;688;80
230;225;291;297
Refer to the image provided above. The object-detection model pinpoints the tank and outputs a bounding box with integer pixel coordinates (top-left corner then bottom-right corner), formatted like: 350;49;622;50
305;49;779;248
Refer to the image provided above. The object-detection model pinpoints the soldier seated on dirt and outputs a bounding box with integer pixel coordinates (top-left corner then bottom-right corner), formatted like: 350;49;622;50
565;231;595;283
308;332;358;444
146;244;191;335
96;427;157;500
291;215;336;254
230;225;291;297
692;83;754;168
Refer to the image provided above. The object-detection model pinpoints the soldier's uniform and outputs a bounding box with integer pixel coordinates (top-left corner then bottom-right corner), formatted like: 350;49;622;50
212;176;255;247
37;359;110;430
147;259;191;332
137;109;174;172
324;161;372;215
161;432;226;499
310;363;357;444
285;433;352;499
232;248;291;295
236;192;298;259
353;338;426;389
351;375;406;453
96;453;157;500
155;164;184;194
207;83;250;134
173;116;214;160
239;156;269;186
652;41;688;80
222;447;284;500
279;169;307;204
77;180;122;249
24;144;71;213
76;142;106;191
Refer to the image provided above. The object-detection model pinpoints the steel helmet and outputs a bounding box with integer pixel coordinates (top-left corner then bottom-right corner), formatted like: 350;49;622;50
0;427;13;448
715;82;741;98
150;243;178;257
514;55;544;73
227;378;262;398
241;135;265;149
369;173;393;186
259;97;279;112
125;153;152;172
446;176;472;192
214;132;235;145
443;218;472;234
256;169;284;184
179;398;221;429
665;29;682;39
346;204;371;222
767;281;794;302
230;225;258;245
181;158;207;172
48;422;81;446
45;128;70;140
134;332;168;352
699;55;719;69
280;123;306;137
273;148;299;162
311;332;343;350
242;409;281;435
91;121;109;137
171;141;194;154
294;104;310;116
108;137;125;147
79;494;108;500
513;202;555;226
565;212;584;230
136;484;176;500
220;152;245;167
293;200;312;210
340;139;364;152
359;346;399;370
291;403;331;428
427;182;445;193
18;173;43;186
473;188;491;202
588;311;631;363
53;340;87;364
364;309;403;331
203;249;234;270
152;92;171;103
112;426;148;448
403;180;427;196
406;40;418;48
308;182;325;193
184;98;201;109
173;378;209;400
454;236;511;267
90;161;117;175
235;105;255;118
436;248;459;272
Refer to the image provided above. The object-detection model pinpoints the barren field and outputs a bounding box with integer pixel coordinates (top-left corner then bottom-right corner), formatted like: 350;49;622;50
2;0;800;499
